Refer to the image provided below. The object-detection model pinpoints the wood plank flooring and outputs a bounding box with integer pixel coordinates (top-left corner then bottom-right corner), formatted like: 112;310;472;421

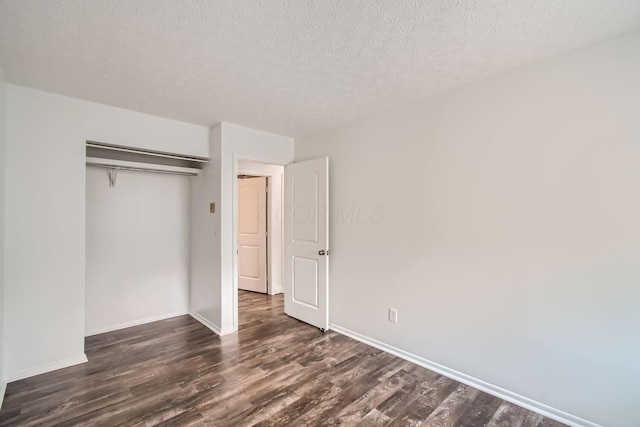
0;291;566;426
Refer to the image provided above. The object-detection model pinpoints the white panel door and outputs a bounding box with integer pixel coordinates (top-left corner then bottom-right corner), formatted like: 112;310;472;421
284;157;329;331
238;176;267;293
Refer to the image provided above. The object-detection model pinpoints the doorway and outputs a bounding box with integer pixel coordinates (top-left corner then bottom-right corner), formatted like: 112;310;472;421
235;161;285;327
235;161;285;289
237;174;268;294
231;157;329;332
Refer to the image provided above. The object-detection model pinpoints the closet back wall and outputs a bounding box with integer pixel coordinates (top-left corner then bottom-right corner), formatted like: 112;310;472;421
85;168;190;335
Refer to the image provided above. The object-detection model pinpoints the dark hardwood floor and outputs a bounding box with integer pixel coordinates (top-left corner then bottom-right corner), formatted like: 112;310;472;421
0;291;565;426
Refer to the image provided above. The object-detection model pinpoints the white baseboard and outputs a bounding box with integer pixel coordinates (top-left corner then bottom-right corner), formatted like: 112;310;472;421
6;353;88;383
85;311;188;337
330;324;600;427
189;311;234;336
0;381;6;409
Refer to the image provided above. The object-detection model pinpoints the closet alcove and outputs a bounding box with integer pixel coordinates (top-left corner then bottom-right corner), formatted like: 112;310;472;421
84;141;208;336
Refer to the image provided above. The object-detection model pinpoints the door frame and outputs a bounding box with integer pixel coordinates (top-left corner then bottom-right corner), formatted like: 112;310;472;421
232;156;285;330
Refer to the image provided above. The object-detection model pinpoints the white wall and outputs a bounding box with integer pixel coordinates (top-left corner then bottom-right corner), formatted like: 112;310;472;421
4;85;208;380
295;30;640;427
85;168;190;335
190;124;223;334
191;123;293;334
0;61;7;392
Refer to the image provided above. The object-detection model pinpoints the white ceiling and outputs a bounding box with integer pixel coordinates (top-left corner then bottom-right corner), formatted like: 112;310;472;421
1;1;639;137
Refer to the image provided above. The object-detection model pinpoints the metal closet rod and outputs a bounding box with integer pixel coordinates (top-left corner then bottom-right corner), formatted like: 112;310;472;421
87;164;196;176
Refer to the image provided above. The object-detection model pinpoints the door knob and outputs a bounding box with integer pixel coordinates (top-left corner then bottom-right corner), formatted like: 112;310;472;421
318;250;330;256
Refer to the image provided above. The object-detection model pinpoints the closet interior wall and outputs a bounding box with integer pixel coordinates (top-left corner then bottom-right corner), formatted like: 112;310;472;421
85;166;191;336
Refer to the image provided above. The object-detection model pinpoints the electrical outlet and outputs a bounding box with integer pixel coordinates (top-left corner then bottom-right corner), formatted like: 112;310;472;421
388;308;398;323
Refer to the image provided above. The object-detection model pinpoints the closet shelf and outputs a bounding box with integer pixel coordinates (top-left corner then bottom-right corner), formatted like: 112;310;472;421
85;140;208;176
86;157;201;176
86;141;208;163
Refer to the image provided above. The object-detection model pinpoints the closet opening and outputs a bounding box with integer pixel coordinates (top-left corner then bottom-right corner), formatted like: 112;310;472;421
84;141;207;337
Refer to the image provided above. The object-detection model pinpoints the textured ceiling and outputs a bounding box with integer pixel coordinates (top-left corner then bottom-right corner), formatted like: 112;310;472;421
1;1;639;137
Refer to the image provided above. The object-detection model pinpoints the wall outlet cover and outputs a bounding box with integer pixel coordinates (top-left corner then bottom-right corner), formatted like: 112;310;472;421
389;308;398;323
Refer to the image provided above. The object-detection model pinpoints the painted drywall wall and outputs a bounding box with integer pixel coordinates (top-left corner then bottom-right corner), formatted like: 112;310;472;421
190;124;223;334
0;61;7;390
4;85;208;380
295;30;640;427
85;168;190;335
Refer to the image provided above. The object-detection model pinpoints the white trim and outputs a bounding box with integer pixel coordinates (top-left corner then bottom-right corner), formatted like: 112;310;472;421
330;324;601;427
189;311;234;336
85;311;188;337
0;381;6;409
6;353;88;382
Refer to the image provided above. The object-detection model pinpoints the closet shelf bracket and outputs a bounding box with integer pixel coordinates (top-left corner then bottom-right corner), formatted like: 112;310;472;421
108;168;118;188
